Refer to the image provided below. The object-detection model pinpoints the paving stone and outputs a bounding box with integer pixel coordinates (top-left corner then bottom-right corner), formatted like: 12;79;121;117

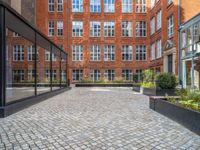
0;87;199;150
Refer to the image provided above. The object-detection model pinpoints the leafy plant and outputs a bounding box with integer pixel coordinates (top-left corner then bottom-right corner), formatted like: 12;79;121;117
169;88;200;112
156;73;177;89
140;69;156;88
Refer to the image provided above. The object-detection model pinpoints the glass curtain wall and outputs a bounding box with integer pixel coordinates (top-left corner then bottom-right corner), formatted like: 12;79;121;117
180;19;200;89
3;6;67;104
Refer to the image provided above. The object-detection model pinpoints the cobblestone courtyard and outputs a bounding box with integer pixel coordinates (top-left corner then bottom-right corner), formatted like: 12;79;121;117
0;87;200;150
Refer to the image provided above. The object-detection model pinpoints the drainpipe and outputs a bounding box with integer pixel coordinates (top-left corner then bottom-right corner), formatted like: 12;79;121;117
178;0;182;87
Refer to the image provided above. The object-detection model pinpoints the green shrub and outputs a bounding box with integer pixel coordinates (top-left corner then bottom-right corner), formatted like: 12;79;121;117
142;69;155;83
172;88;200;112
140;82;156;88
156;73;177;89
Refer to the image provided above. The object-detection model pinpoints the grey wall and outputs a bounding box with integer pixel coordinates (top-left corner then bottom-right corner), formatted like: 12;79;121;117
1;0;35;24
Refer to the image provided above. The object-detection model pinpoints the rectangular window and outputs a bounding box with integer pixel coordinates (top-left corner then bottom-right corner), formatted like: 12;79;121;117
46;70;56;81
122;21;133;37
90;69;101;81
122;0;133;13
104;0;115;12
90;45;101;61
104;21;115;37
135;69;143;82
13;45;24;61
72;45;83;61
150;17;155;35
136;0;146;13
151;43;155;60
104;70;115;81
28;69;36;81
72;0;83;12
45;50;56;61
156;40;162;58
73;70;83;81
48;0;54;12
104;45;115;61
136;21;147;37
13;70;24;82
90;0;101;12
136;45;146;61
122;45;133;61
156;10;162;30
28;45;38;61
61;70;66;81
168;0;173;5
168;15;174;38
13;32;21;37
48;20;54;36
151;0;155;9
122;69;133;81
90;21;101;37
57;21;63;36
57;0;63;12
72;21;83;37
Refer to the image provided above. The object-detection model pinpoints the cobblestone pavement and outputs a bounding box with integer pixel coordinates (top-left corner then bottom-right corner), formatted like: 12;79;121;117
0;87;200;150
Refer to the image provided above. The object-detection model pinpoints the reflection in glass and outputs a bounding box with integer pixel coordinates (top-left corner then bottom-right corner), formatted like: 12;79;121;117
6;29;35;103
37;47;51;94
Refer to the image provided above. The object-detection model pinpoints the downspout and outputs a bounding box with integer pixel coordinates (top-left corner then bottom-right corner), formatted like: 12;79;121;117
178;0;182;86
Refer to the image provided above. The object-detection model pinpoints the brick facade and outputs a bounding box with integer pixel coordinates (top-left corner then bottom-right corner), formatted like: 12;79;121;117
35;0;200;83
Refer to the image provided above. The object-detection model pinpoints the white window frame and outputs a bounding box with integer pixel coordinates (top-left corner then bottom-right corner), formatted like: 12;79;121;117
90;0;101;13
72;70;83;81
104;45;115;61
151;43;155;60
90;69;101;81
122;0;133;13
168;0;173;5
121;21;133;37
104;70;115;81
61;70;66;81
156;10;162;30
90;21;101;37
150;17;155;35
72;21;83;37
151;0;155;9
13;45;24;61
136;45;146;61
28;45;38;61
48;0;54;12
57;0;63;12
122;45;133;61
57;20;63;36
136;21;147;37
104;0;115;13
104;21;115;37
72;45;83;61
136;0;146;13
90;45;101;61
48;20;54;36
122;69;133;81
156;39;162;58
168;15;174;38
13;70;24;82
45;50;56;61
72;0;83;12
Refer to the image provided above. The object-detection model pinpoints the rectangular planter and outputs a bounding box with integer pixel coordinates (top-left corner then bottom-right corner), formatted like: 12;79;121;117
132;84;140;92
141;87;176;96
150;97;200;135
75;83;133;87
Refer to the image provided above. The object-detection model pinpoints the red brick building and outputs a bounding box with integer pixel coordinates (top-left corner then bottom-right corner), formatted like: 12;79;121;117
35;0;200;83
